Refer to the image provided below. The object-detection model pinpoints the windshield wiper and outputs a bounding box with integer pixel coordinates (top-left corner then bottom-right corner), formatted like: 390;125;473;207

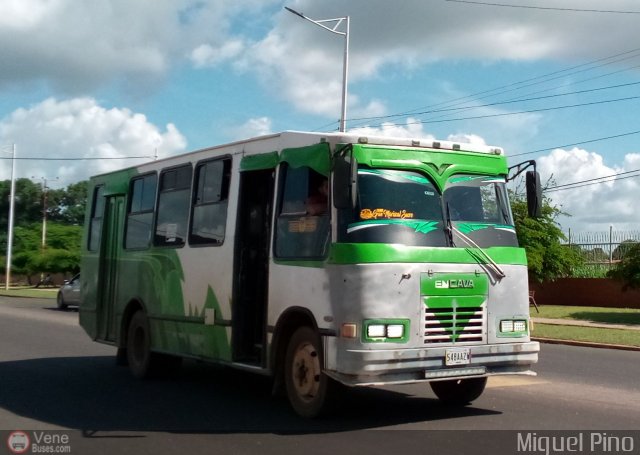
445;202;456;247
450;222;506;280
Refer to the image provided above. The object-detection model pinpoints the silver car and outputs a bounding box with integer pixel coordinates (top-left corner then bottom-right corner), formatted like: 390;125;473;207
57;273;80;310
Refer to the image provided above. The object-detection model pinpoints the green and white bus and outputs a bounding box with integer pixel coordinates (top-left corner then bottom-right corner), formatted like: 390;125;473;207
80;131;541;417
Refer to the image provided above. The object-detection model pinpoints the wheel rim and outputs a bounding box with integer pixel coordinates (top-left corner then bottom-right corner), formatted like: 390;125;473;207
291;341;321;403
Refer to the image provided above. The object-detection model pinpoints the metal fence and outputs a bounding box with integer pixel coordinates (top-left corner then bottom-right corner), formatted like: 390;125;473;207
563;228;640;273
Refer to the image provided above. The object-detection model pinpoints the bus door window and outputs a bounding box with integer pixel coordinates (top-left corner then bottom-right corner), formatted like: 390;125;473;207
125;173;157;250
306;176;328;215
275;165;330;258
88;185;105;251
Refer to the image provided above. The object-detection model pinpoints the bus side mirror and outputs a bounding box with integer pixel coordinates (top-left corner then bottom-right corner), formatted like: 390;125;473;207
333;155;357;209
526;171;542;218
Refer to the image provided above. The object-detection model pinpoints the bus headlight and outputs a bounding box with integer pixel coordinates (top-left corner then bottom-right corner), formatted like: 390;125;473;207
386;324;405;339
367;324;386;338
500;320;514;333
499;319;528;336
363;319;410;343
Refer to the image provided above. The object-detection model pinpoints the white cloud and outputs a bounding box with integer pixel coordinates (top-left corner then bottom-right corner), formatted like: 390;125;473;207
537;147;640;232
348;118;435;139
229;117;273;140
0;0;276;92
0;98;187;184
189;39;245;68
446;133;486;146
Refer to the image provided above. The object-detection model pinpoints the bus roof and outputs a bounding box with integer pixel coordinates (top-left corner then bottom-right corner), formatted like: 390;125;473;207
89;130;505;180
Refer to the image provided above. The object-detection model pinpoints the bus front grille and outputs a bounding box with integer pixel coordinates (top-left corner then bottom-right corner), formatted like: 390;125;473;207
423;306;485;344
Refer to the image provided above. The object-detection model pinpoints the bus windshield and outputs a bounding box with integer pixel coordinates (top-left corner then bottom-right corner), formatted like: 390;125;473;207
340;168;517;248
443;175;517;247
343;168;447;247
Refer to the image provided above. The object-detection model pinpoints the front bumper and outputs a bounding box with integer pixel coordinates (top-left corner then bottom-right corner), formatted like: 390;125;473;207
326;340;540;386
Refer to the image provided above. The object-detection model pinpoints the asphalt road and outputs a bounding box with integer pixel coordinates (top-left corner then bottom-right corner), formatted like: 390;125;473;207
1;297;639;455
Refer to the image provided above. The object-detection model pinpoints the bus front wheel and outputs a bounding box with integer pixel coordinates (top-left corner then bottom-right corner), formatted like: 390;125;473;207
126;310;155;379
284;326;331;418
430;377;487;405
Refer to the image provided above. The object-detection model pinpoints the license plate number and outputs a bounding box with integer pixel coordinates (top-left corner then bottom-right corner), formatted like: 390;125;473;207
445;348;471;366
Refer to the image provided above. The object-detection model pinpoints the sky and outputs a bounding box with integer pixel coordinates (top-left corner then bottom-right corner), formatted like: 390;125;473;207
2;0;640;233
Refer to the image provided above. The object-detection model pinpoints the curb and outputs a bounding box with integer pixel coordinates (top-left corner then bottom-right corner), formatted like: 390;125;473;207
533;337;640;352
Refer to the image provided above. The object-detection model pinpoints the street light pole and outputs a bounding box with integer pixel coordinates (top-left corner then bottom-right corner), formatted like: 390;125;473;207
285;7;350;132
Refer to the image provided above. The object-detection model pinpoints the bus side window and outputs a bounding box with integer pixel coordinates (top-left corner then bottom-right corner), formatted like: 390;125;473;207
189;158;231;245
125;173;157;249
275;165;329;258
155;165;192;247
88;185;105;251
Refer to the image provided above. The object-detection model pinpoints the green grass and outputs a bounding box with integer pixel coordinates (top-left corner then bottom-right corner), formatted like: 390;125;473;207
533;323;640;347
536;305;640;325
0;287;57;299
533;305;640;347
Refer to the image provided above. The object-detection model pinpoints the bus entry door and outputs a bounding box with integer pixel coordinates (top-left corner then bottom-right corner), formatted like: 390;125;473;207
97;194;125;342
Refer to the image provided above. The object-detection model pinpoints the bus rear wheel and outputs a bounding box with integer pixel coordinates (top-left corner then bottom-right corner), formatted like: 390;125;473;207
284;326;331;418
127;310;155;379
430;377;487;405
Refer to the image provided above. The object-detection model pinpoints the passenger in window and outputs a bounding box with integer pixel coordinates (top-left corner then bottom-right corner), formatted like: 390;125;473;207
306;178;329;215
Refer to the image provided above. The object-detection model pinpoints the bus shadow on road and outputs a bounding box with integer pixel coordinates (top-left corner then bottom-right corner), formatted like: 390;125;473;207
0;356;500;433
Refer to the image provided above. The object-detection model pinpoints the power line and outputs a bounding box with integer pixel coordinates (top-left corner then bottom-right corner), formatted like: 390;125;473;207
345;48;640;128
444;0;640;14
0;156;154;161
399;95;640;126
351;80;640;122
547;168;640;190
545;172;640;193
511;129;640;158
318;47;640;131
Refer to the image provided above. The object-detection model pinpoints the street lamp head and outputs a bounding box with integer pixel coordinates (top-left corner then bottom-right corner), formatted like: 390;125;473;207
284;6;305;18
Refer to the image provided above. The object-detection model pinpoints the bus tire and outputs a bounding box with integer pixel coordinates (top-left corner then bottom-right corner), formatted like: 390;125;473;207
430;377;487;405
284;326;331;418
126;310;156;379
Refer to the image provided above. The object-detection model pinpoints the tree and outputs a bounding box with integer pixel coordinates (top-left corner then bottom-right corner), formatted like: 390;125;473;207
48;181;88;225
612;239;638;261
608;243;640;290
0;223;82;278
0;178;44;227
511;194;583;282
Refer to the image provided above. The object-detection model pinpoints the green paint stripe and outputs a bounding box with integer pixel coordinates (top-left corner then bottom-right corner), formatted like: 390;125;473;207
348;219;439;234
455;222;515;234
328;243;527;265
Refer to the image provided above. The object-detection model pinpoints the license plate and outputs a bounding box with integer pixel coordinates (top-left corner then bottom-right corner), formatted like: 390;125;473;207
445;348;471;366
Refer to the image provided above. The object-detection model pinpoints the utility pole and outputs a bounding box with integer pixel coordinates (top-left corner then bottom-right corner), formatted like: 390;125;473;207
32;176;59;250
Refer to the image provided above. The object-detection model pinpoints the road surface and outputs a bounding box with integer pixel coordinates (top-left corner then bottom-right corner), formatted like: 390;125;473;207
1;297;638;454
